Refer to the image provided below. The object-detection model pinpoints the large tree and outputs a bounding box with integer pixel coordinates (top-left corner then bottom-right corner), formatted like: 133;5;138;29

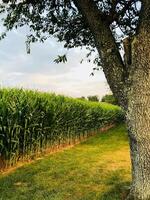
0;0;149;199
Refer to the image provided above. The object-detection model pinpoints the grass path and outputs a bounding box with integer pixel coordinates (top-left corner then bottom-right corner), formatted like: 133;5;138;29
0;125;131;200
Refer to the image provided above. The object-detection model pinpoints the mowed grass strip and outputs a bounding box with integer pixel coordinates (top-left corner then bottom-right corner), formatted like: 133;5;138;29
0;125;131;200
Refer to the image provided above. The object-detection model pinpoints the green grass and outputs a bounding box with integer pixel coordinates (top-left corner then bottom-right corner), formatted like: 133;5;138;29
0;124;131;200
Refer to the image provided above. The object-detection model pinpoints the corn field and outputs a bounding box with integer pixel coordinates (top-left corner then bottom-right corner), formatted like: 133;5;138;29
0;88;124;169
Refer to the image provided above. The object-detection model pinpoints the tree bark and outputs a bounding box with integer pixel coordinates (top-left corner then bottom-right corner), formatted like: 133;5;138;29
126;2;150;199
74;0;150;199
126;67;150;198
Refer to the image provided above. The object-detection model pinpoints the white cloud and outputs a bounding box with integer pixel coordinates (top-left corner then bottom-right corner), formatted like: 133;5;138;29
0;28;109;98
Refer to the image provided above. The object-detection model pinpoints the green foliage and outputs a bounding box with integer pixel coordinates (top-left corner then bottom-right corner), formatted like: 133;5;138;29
0;1;141;63
0;88;123;168
54;54;67;64
87;95;99;102
101;94;119;105
0;1;140;44
77;96;86;100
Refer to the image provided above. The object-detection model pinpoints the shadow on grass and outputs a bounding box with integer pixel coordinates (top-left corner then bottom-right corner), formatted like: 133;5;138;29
0;163;131;200
97;169;130;200
99;181;130;200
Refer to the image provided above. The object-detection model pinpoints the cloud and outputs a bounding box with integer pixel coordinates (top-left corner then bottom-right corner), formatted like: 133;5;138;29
0;28;109;98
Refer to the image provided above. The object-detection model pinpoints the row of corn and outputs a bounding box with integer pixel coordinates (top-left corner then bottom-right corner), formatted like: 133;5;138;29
0;88;124;169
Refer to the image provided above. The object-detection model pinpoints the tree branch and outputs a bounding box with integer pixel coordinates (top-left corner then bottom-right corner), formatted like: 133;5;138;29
74;0;128;108
110;1;134;24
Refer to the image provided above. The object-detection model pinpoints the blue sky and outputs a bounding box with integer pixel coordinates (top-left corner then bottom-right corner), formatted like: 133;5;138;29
0;26;110;99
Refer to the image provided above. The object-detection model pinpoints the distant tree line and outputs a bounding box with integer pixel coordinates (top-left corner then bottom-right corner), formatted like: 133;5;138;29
77;94;118;105
101;94;119;105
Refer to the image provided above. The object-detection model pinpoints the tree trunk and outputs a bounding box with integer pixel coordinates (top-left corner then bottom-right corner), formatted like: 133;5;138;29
74;1;150;199
126;16;150;199
127;85;150;200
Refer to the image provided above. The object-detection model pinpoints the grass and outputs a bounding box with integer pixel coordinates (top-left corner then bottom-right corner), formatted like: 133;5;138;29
0;124;131;200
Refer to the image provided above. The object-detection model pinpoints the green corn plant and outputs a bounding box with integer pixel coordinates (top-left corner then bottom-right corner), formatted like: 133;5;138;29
0;88;124;169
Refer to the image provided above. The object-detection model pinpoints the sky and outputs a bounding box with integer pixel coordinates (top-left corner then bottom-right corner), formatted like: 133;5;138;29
0;26;110;100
